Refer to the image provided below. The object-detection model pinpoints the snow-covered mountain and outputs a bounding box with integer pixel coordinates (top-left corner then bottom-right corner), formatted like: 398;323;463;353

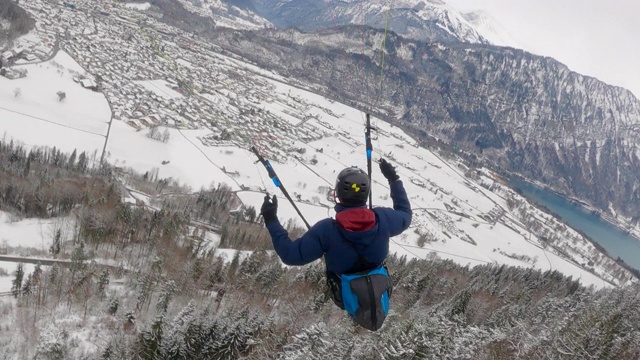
447;0;640;99
166;0;488;44
4;1;640;357
172;0;272;30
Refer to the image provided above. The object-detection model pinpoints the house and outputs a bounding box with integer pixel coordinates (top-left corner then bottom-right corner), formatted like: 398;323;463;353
147;115;161;125
1;51;14;62
80;78;98;90
183;112;197;122
0;68;22;80
33;46;49;59
126;119;142;130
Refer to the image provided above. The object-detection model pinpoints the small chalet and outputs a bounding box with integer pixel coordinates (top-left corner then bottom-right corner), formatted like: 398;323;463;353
80;78;98;90
1;51;14;62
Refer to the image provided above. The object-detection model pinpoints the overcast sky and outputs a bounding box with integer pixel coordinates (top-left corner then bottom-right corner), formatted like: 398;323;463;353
445;0;640;98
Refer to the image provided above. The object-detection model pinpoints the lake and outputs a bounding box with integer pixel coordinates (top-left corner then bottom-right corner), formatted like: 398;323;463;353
506;177;640;271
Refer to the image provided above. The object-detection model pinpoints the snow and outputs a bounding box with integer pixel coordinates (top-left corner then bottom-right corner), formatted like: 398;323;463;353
204;231;221;250
0;212;74;252
124;2;152;11
175;0;272;30
133;80;184;99
214;248;253;264
0;50;110;155
446;0;640;98
106;122;236;191
0;262;36;293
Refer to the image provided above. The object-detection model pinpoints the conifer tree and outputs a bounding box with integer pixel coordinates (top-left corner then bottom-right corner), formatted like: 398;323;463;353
97;269;110;300
134;314;165;360
160;300;197;358
21;273;32;299
68;149;77;169
35;328;69;360
11;262;24;297
70;241;88;273
32;262;43;306
50;228;62;255
156;280;178;314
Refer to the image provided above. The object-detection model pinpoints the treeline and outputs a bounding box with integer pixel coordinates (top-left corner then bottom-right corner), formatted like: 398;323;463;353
0;140;114;218
101;254;640;359
11;240;640;358
0;142;272;358
0;0;35;44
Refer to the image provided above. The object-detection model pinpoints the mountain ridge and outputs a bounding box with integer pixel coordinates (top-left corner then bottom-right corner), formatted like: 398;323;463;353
174;0;489;44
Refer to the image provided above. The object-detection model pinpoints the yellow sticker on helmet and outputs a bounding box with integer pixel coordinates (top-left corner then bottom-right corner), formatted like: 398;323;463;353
352;183;361;192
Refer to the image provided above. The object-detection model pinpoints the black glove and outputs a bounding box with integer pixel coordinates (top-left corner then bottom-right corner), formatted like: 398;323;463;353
379;158;400;183
260;194;278;224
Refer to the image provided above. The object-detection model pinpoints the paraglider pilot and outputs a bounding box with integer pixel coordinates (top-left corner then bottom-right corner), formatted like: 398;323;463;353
260;159;411;331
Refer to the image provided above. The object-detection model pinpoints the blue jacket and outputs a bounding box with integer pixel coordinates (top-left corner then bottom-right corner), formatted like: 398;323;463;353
265;180;412;275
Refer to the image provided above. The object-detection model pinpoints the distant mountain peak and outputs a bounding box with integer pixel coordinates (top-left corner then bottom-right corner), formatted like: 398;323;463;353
174;0;273;30
170;0;489;44
462;10;524;48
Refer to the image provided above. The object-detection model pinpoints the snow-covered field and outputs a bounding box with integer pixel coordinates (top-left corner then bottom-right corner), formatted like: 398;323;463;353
0;43;632;289
0;212;73;292
0;212;73;252
0;262;36;293
0;51;109;155
124;2;152;11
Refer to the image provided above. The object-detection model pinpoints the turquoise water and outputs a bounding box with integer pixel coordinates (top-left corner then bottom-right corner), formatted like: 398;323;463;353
507;177;640;271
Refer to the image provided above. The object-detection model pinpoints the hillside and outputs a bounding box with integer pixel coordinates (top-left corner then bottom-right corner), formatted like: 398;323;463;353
0;0;35;48
0;141;639;358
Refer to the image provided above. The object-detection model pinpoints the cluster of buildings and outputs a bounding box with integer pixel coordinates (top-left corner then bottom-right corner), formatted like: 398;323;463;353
7;0;327;162
0;37;54;70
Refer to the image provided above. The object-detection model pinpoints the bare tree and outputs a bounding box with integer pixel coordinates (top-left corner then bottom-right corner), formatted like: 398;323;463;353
14;87;21;98
56;91;66;102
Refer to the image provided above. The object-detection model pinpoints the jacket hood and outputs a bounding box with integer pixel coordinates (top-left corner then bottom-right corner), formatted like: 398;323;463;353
334;206;379;246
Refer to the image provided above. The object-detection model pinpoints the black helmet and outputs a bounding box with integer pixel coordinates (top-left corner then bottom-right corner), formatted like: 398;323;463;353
335;167;369;206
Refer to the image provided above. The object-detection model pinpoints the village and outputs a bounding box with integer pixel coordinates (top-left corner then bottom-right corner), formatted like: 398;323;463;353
2;0;330;165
